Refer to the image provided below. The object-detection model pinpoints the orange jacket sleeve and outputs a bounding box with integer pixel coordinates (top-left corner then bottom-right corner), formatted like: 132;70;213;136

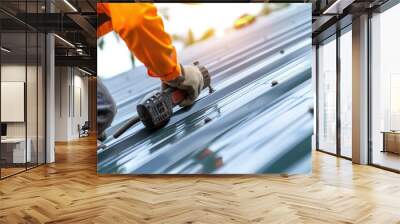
97;3;181;81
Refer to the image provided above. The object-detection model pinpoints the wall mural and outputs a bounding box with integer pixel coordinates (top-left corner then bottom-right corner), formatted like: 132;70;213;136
97;3;313;174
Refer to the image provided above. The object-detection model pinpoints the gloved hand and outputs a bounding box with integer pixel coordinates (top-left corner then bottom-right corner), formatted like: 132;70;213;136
162;64;204;107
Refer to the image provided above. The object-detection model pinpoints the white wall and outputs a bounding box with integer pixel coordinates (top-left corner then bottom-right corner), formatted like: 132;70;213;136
54;67;89;141
1;63;46;164
55;67;69;141
1;65;36;138
72;73;89;136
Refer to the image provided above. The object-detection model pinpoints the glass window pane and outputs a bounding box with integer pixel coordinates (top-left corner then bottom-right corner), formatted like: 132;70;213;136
26;0;39;169
27;31;38;168
1;0;28;177
371;3;400;171
38;32;45;165
1;0;46;178
318;37;337;154
1;31;27;177
340;29;352;158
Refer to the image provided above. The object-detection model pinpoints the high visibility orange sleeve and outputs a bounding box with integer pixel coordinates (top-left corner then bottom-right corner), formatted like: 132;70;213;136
98;3;181;81
97;4;113;37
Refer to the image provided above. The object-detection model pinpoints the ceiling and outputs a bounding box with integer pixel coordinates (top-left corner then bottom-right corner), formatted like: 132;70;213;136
0;0;96;74
311;0;392;43
1;0;396;74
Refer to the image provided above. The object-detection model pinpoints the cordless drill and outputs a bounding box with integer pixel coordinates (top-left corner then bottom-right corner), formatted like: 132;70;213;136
113;61;213;139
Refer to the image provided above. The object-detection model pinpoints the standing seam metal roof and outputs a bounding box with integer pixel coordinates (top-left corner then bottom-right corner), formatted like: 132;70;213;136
98;5;313;174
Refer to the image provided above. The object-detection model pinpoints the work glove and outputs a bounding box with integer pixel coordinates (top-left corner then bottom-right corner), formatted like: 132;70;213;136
162;64;204;107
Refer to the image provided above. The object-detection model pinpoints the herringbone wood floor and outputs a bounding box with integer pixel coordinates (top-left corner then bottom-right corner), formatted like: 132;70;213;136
1;136;400;224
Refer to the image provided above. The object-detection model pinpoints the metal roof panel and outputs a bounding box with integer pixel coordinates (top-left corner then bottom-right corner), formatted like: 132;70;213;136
98;5;313;174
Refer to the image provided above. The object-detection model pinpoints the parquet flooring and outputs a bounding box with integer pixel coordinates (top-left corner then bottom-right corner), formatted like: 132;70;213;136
1;167;26;178
1;136;400;223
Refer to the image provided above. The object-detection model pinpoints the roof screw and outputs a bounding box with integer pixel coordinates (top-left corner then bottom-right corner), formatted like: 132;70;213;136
204;117;212;123
280;49;285;54
271;80;278;87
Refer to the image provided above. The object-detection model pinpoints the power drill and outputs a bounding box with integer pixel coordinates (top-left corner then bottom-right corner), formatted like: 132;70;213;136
113;61;213;139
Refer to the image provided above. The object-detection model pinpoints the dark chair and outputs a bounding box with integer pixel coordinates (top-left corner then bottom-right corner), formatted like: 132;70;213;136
78;121;90;138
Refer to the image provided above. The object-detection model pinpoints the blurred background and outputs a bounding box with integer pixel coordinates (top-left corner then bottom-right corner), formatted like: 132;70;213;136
97;3;289;79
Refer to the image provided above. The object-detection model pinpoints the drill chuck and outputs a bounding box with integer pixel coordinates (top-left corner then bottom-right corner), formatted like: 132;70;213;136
137;91;174;129
138;61;213;129
194;61;213;93
113;61;213;137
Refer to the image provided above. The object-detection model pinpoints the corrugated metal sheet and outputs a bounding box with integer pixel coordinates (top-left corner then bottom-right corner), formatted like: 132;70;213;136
98;5;313;174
